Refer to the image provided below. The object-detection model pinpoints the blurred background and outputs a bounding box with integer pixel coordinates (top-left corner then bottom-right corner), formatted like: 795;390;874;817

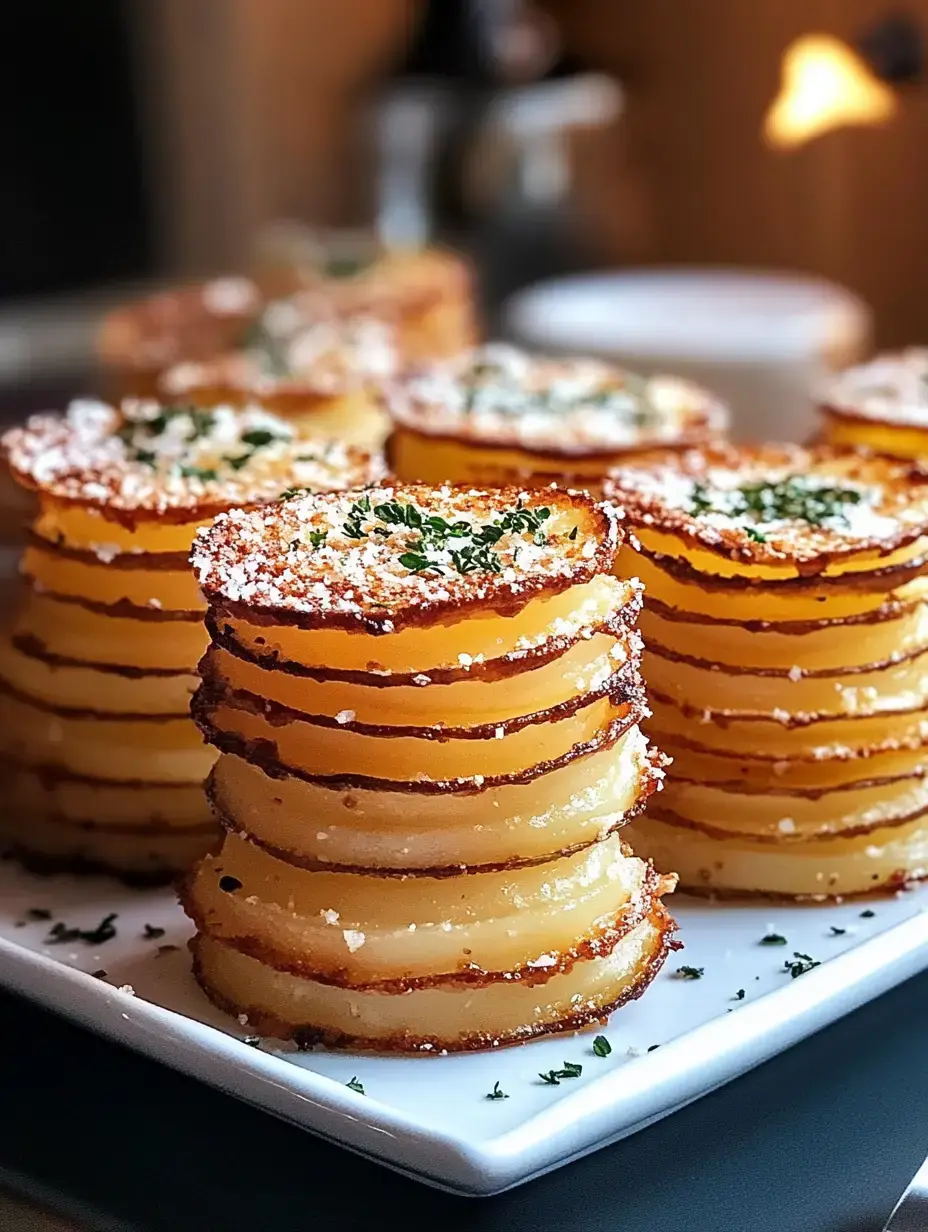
5;0;928;425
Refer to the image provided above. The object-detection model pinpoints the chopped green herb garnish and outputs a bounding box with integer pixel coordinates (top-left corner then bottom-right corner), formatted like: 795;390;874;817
733;989;745;1001
539;1061;582;1085
759;933;787;946
178;464;218;482
486;1081;508;1100
829;926;847;937
241;428;285;449
647;1044;660;1053
46;913;118;947
743;525;767;543
305;530;328;550
783;952;820;979
399;551;441;574
675;965;704;980
346;1076;365;1095
860;909;876;919
592;1036;612;1058
568;526;579;541
688;476;864;529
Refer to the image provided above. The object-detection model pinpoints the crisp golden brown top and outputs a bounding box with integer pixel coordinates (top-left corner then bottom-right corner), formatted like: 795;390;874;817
387;343;728;456
3;399;384;519
820;349;928;427
192;483;621;629
160;295;397;400
605;444;928;564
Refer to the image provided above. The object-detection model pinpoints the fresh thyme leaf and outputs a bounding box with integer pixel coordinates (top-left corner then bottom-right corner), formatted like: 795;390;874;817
240;428;284;449
346;1076;365;1095
539;1070;561;1085
399;551;441;574
592;1035;612;1058
783;952;820;978
142;924;165;941
486;1081;509;1100
280;487;307;500
759;933;787;946
449;545;502;575
675;965;704;980
304;529;328;549
178;463;218;482
743;525;767;543
559;1060;583;1078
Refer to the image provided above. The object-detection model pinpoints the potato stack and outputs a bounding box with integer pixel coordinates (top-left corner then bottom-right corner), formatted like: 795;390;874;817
607;444;928;899
96;244;476;402
387;344;728;491
183;483;676;1052
819;349;928;459
160;299;398;451
0;399;381;881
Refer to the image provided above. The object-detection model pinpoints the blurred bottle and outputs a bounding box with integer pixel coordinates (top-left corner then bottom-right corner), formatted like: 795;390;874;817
373;1;621;317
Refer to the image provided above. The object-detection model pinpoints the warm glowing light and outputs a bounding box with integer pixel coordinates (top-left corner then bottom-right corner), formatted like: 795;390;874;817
764;34;897;149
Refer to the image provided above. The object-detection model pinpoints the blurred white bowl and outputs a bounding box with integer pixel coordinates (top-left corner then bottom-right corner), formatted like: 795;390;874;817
503;268;871;443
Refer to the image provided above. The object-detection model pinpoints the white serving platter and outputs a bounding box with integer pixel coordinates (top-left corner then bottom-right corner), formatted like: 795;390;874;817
0;858;926;1196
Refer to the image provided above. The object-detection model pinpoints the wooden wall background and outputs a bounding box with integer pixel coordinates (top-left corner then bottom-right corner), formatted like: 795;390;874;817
132;0;928;346
545;0;928;347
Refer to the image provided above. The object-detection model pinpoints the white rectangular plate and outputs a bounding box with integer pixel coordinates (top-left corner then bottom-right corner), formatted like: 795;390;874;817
1;858;926;1196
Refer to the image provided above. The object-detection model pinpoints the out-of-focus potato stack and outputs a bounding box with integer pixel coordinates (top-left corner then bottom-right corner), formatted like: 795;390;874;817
159;299;398;451
387;343;728;492
97;244;477;403
0;399;382;881
182;483;676;1051
819;349;928;459
608;444;928;899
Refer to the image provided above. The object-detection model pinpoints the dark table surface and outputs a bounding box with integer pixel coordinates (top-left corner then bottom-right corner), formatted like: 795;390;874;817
1;973;927;1232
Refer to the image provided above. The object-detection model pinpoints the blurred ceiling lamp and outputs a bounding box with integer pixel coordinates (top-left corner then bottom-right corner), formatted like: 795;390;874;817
764;34;898;149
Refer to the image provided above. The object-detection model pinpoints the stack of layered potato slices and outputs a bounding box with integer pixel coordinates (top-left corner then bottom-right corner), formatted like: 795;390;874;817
182;484;678;1050
0;399;381;881
608;444;928;898
386;344;728;490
